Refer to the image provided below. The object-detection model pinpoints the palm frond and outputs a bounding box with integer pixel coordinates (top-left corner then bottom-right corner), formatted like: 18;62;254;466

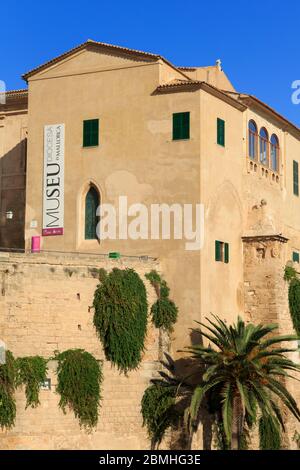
222;383;233;442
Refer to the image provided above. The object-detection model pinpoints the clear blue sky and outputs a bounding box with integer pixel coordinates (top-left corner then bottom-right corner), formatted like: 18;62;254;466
1;0;300;126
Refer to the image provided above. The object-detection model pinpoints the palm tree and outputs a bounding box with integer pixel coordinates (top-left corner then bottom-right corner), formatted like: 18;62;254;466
186;315;300;449
141;315;300;450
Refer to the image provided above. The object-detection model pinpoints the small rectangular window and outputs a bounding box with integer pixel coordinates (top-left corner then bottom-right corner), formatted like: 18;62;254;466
83;119;99;147
173;112;190;140
293;160;299;196
215;240;229;263
293;251;300;263
217;118;225;146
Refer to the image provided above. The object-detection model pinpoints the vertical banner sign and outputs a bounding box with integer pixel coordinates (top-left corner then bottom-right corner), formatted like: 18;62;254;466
42;124;65;236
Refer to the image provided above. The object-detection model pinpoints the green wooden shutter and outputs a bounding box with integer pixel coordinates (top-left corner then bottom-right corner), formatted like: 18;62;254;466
182;112;190;139
85;187;99;239
217;118;225;146
90;119;99;146
215;240;222;261
173;112;190;140
293;251;300;263
173;113;180;140
83;119;99;147
224;243;229;263
293;160;299;196
83;120;90;147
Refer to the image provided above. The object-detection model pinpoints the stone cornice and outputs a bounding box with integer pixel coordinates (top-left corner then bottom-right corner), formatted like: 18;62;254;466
242;234;289;244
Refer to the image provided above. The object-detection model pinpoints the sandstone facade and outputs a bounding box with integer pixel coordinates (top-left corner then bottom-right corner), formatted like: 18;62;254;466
0;252;165;450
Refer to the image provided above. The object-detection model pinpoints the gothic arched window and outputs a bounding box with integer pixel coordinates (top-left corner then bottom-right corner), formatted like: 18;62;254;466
85;186;100;240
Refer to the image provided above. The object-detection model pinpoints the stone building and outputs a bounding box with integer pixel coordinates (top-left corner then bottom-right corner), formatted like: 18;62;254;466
0;89;27;249
0;40;300;448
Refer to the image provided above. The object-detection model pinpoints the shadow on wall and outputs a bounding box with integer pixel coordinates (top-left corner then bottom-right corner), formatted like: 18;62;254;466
169;355;214;450
0;139;27;249
161;331;214;451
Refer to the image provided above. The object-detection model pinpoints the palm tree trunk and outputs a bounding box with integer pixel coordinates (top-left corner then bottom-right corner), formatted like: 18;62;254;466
231;395;244;450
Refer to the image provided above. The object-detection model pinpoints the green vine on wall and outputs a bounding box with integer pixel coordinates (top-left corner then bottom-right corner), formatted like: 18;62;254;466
284;264;300;335
54;349;103;430
93;268;148;372
141;383;177;448
16;356;48;409
0;351;16;430
145;270;178;332
288;278;300;336
284;265;297;282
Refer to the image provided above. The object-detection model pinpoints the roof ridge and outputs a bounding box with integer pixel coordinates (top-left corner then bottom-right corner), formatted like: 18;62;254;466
86;39;160;58
22;39;191;82
177;66;198;71
22;40;163;81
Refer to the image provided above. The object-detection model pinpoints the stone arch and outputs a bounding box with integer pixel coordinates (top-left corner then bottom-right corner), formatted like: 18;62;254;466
204;180;244;321
206;180;244;229
76;179;102;247
84;185;100;240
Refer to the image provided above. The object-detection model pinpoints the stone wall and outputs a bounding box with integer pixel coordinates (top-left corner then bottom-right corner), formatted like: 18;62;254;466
0;252;165;450
243;235;300;449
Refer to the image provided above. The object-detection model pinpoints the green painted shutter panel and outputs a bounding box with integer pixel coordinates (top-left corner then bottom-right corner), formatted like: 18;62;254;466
217;118;225;146
182;112;190;139
91;119;99;146
85;187;99;239
215;240;221;261
293;251;300;263
224;243;229;263
83;120;90;147
293;160;299;196
173;112;190;140
83;119;99;147
173;113;180;140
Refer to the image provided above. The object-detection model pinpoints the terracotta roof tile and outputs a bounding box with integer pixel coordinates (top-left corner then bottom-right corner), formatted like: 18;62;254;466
154;80;246;111
177;66;198;71
4;89;28;96
155;79;203;91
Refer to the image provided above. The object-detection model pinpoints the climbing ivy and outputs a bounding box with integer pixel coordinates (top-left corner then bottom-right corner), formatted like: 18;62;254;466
259;415;281;450
284;264;300;336
54;349;102;430
145;270;178;331
284;265;297;282
0;351;16;430
16;356;48;409
288;278;300;336
93;268;148;372
141;384;177;448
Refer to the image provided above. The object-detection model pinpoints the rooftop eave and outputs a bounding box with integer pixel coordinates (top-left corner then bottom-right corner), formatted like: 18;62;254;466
154;81;246;111
239;95;300;138
0;89;28;111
